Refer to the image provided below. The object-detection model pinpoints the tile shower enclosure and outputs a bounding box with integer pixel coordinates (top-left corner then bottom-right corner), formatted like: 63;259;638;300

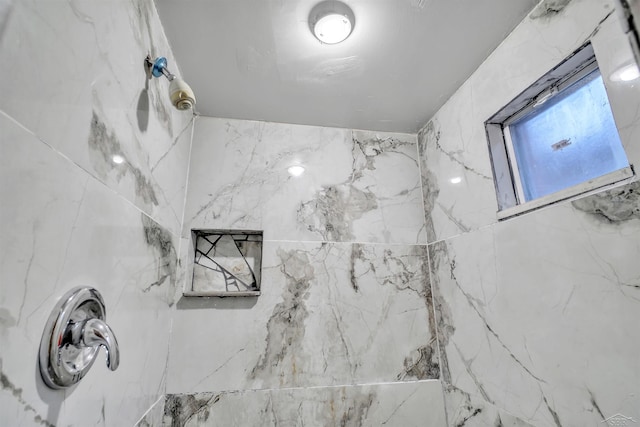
2;0;640;426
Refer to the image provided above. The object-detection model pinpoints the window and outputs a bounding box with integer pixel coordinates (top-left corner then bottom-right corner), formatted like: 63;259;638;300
486;43;633;218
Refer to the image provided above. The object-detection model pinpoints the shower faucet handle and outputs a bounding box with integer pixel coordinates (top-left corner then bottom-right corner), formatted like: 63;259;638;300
73;317;120;371
39;287;121;389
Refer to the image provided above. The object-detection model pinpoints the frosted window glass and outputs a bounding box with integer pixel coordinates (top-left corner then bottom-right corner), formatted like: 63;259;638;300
509;69;629;201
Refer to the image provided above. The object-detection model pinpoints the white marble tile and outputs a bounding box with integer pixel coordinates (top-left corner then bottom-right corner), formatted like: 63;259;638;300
591;8;640;168
444;384;535;427
0;0;12;36
136;396;165;427
418;114;497;244
429;183;640;426
0;0;193;235
167;241;437;393
418;0;633;243
185;117;426;244
164;380;446;427
420;2;640;426
0;70;178;427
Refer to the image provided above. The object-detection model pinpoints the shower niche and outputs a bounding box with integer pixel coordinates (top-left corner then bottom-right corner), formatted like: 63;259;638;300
185;229;262;297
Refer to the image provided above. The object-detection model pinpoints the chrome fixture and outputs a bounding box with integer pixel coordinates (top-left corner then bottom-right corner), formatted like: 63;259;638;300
39;287;120;389
145;55;196;111
309;1;355;44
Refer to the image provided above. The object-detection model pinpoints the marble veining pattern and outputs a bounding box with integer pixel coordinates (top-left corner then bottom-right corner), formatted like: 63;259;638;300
1;113;181;425
418;115;496;243
417;0;636;243
167;241;437;393
297;131;425;243
163;381;446;427
171;115;437;422
444;384;535;427
429;193;640;425
0;0;191;424
571;181;640;222
184;117;425;244
88;110;159;208
136;396;166;427
418;2;640;425
0;0;193;236
529;0;573;19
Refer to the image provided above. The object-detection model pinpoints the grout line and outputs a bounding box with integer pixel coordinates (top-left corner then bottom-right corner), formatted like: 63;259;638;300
185;114;422;137
164;117;197;395
414;128;450;426
414;131;430;246
133;394;165;426
168;379;444;396
260;239;430;246
176;117;197;292
1;109;185;240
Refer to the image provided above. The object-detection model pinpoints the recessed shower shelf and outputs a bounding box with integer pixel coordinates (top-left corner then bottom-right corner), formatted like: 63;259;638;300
185;229;263;298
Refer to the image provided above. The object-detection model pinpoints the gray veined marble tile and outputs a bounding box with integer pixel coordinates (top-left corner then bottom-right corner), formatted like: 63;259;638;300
136;397;166;427
293;130;426;244
529;0;573;20
429;197;640;426
0;0;193;235
416;0;631;244
250;242;438;388
0;0;190;424
1;112;178;425
163;381;446;427
444;384;535;427
167;241;438;393
420;1;640;424
418;117;496;244
185;117;426;244
571;180;640;223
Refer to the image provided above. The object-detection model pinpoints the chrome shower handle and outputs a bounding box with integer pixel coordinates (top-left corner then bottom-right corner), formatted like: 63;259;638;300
82;318;120;370
39;287;121;389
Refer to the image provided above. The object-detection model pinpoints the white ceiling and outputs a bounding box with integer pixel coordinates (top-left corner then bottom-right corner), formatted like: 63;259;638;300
155;0;539;133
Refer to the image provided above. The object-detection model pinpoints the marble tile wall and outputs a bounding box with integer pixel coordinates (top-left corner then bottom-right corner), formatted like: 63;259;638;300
163;380;446;427
136;396;166;427
183;118;426;244
0;0;193;425
419;0;640;425
167;117;446;422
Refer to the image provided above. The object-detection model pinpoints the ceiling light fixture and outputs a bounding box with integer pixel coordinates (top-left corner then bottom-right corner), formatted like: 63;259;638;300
309;1;355;45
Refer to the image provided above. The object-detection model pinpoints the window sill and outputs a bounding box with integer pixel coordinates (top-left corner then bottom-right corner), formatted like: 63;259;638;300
497;166;635;220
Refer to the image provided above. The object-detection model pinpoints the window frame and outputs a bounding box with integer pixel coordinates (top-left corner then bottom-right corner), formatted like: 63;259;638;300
485;42;635;220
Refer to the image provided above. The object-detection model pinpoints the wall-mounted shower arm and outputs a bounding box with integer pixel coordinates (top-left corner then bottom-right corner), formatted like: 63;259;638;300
145;54;196;110
145;55;175;81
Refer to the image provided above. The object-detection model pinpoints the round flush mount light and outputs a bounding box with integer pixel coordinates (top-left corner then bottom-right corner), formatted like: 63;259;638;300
112;154;125;164
610;63;640;82
309;1;355;45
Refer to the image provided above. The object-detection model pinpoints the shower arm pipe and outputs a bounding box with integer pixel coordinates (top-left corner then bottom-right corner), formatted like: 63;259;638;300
145;55;176;81
145;54;196;111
